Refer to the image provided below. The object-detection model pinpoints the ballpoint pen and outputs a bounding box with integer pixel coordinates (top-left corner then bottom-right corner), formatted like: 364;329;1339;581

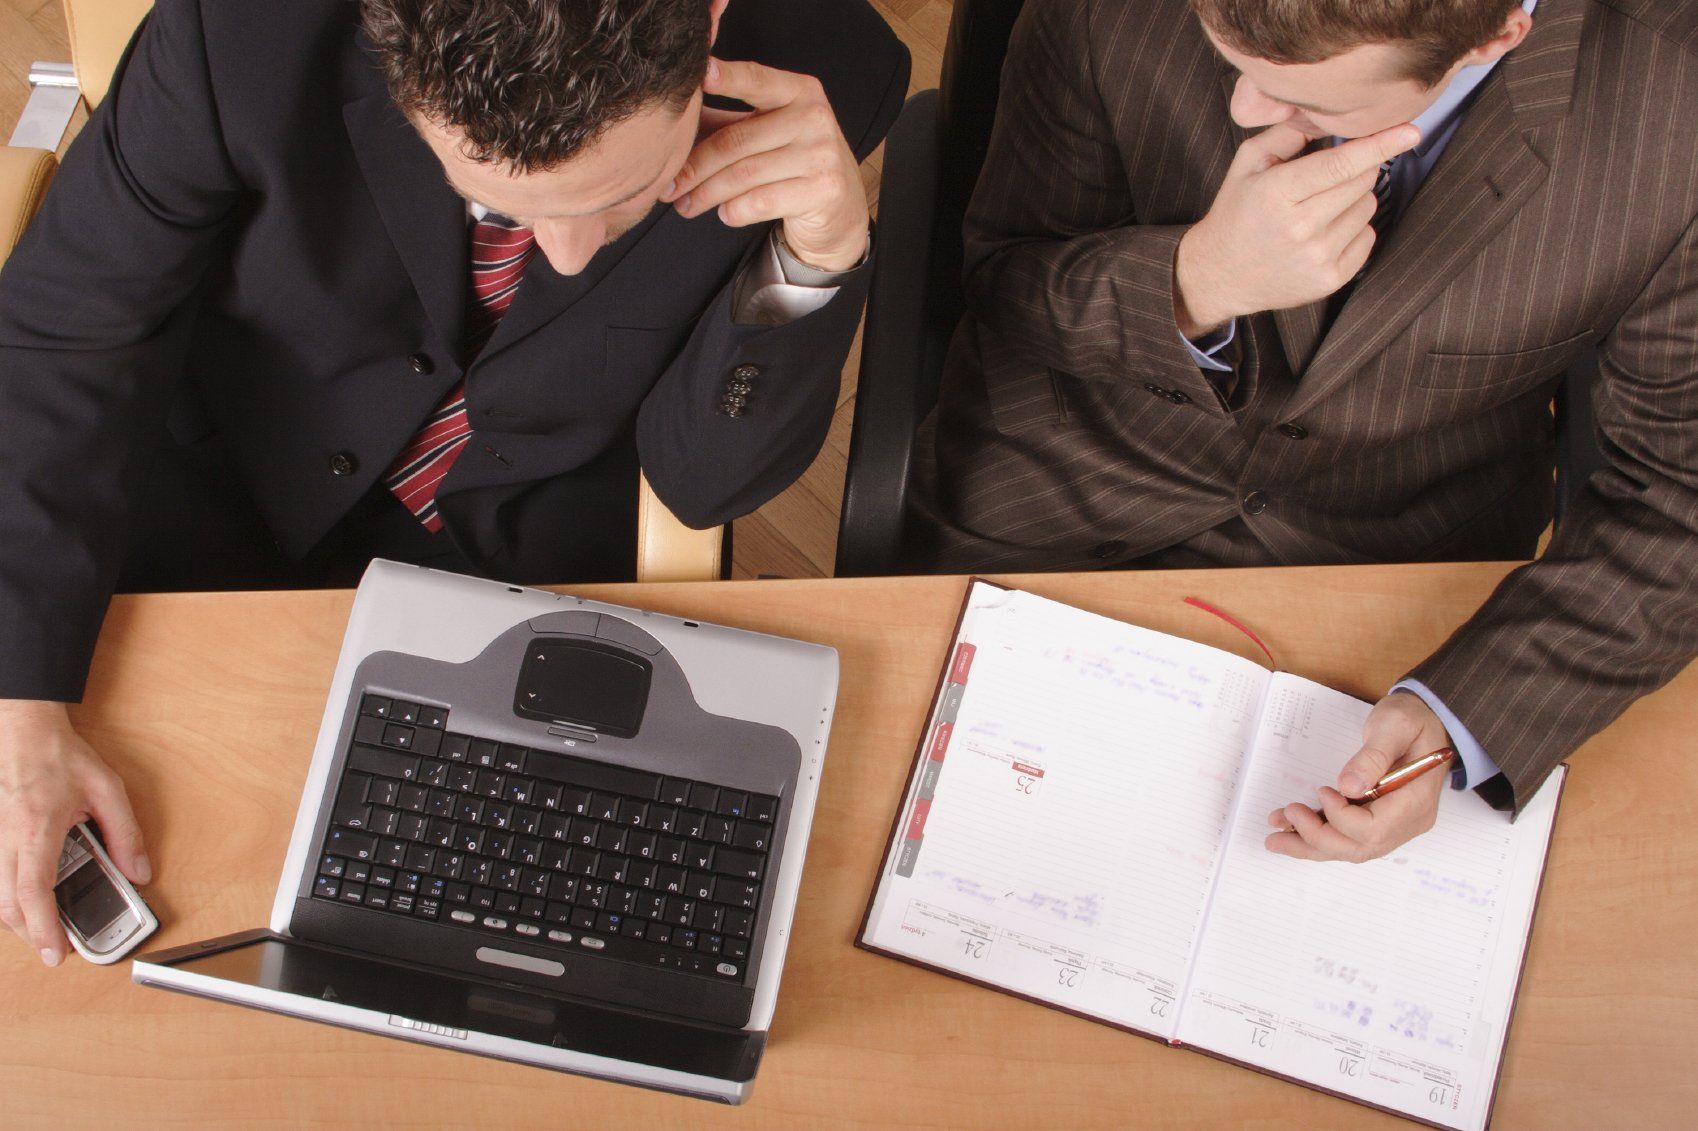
1300;747;1456;826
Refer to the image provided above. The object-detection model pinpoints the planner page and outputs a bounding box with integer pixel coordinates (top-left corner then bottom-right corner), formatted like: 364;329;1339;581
862;583;1273;1037
1174;673;1564;1131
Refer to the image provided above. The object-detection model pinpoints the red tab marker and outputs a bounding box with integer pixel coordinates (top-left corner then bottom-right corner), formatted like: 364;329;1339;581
1012;761;1045;778
949;642;977;684
928;722;953;763
906;797;932;840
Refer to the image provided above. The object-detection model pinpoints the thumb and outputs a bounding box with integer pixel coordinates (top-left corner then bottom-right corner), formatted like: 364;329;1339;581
86;776;151;885
1339;702;1424;798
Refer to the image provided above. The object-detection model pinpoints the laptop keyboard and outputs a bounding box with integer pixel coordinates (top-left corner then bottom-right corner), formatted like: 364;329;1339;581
309;694;778;982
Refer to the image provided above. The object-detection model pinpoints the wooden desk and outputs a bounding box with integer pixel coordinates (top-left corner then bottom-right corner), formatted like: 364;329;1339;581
5;564;1694;1128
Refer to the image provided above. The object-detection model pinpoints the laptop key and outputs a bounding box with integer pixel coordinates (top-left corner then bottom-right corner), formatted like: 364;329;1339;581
470;887;496;910
713;847;763;881
723;908;755;938
348;744;420;781
416;705;447;730
332;796;371;831
524;749;662;801
748;793;778;823
360;694;392;719
732;821;772;851
314;876;340;900
327;828;378;861
340;882;366;904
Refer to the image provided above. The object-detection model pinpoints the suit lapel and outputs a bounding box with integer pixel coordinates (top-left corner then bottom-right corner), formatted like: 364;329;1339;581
475;203;674;364
343;90;468;357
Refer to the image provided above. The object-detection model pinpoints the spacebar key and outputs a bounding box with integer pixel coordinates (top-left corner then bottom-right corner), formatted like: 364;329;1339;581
524;749;660;799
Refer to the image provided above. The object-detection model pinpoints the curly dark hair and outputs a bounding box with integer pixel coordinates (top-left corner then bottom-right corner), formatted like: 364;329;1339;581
1191;0;1524;87
361;0;712;171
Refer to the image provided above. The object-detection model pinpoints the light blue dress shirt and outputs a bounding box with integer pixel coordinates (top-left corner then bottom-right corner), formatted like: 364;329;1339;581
1183;2;1538;788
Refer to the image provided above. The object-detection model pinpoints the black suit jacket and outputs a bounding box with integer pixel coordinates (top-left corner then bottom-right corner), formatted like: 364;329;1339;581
0;0;908;700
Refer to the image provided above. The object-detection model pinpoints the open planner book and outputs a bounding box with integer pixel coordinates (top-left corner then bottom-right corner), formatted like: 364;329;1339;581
858;581;1565;1131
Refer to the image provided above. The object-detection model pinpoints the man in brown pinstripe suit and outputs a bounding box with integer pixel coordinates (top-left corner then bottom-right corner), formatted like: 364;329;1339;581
909;0;1698;861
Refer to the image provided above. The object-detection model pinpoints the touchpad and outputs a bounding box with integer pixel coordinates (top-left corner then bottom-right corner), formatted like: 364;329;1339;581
513;638;652;738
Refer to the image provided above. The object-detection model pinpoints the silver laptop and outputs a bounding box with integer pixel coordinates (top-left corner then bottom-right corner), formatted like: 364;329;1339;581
132;559;838;1103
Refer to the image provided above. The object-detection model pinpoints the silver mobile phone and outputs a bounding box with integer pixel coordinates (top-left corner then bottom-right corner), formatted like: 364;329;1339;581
54;822;158;964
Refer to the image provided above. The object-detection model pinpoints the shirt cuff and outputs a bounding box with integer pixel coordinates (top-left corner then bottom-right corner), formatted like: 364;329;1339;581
731;228;860;327
1391;679;1503;789
1180;319;1238;372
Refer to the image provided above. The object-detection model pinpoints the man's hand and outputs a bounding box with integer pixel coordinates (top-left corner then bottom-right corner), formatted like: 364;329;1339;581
1173;122;1421;337
1265;691;1450;863
0;700;150;966
663;57;870;272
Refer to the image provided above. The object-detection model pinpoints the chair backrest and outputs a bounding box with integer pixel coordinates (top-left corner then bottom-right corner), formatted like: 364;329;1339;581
66;0;154;107
928;0;1026;328
834;0;1026;576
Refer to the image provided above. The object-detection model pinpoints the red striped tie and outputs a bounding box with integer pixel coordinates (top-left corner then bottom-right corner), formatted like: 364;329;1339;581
384;216;537;532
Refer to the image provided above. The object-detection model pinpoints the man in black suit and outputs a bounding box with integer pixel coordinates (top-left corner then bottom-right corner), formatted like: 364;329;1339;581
0;0;906;968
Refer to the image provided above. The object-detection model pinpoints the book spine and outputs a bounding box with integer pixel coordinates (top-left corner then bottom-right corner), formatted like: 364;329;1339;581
894;642;975;877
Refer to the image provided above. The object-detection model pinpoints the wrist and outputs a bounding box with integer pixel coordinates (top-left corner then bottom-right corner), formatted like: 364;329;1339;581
779;223;868;274
1173;227;1234;340
0;699;71;728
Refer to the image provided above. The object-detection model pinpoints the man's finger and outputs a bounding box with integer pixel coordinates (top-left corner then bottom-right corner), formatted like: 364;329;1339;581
1283;800;1367;860
668;108;801;207
0;847;21;936
713;177;825;230
676;147;821;219
1279;123;1420;201
1265;829;1332;861
87;777;150;885
1231;122;1310;176
702;55;816;113
1337;739;1404;799
15;838;68;966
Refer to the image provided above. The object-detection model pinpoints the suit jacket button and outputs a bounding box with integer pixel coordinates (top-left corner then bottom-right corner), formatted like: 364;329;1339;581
1166;390;1191;405
1144;382;1168;398
1242;491;1269;515
1093;540;1127;560
1278;422;1308;439
408;353;434;375
329;452;358;477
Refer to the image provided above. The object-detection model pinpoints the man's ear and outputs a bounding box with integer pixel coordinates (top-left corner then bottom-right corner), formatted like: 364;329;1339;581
707;0;730;47
1461;7;1533;67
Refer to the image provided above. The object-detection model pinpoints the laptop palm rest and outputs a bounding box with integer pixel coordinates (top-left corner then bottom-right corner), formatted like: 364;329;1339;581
133;929;764;1102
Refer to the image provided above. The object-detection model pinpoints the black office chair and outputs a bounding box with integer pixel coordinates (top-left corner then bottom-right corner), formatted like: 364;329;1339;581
835;0;1025;577
835;0;1606;575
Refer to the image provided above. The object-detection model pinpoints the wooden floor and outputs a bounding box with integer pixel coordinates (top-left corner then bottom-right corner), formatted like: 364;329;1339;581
0;0;953;581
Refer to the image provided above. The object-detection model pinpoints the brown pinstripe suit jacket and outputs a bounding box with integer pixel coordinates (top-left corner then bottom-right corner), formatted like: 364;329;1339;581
909;0;1698;805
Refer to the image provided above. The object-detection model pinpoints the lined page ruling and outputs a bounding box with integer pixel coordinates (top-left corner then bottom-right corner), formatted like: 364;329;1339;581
1176;674;1564;1131
863;584;1273;1035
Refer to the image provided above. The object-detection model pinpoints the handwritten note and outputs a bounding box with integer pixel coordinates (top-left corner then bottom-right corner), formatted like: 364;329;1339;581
1174;674;1564;1131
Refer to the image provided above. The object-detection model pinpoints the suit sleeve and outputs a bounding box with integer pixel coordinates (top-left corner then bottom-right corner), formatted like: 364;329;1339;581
634;10;908;529
961;0;1228;400
1408;209;1698;807
0;0;241;700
